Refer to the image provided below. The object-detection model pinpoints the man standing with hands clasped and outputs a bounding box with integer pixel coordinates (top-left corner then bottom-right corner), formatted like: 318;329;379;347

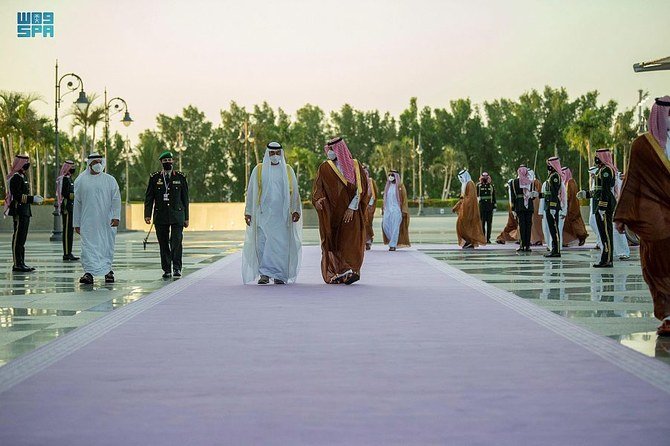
4;154;44;272
144;151;189;279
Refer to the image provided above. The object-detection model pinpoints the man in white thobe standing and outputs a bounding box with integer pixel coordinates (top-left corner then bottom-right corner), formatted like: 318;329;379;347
382;170;410;251
243;142;302;285
74;153;122;285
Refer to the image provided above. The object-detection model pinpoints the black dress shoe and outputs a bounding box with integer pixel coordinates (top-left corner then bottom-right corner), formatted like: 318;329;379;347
516;247;524;252
274;279;286;285
12;265;32;273
105;271;115;283
63;254;80;261
593;262;613;268
544;252;561;258
162;271;172;279
344;273;360;285
21;264;36;271
258;275;270;285
79;273;94;284
524;247;532;253
173;270;182;278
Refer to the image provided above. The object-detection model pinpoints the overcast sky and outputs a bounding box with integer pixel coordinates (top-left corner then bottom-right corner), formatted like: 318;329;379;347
1;0;668;143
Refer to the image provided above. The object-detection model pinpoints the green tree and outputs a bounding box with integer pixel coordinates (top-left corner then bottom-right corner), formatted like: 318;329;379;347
68;93;105;163
129;130;162;201
428;145;462;199
219;101;250;201
284;146;320;200
611;108;637;172
157;106;217;201
290;104;326;154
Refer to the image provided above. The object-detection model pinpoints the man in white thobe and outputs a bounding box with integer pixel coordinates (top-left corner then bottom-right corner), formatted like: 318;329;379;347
73;153;122;285
382;170;409;251
243;142;302;285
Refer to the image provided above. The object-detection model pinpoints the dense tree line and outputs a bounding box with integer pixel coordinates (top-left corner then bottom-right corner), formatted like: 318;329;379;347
1;86;642;204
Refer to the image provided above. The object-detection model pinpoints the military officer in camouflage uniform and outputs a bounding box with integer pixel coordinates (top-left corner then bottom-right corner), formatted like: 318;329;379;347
144;151;189;278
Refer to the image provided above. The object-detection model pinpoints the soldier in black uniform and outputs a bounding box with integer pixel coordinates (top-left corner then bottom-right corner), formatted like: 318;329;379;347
58;160;79;261
543;157;563;258
510;165;537;252
579;148;616;268
144;151;189;278
476;172;496;243
4;155;44;272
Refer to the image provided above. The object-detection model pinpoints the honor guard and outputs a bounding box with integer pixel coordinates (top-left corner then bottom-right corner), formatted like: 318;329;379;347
543;156;564;258
144;151;189;278
510;165;537;252
578;148;616;267
57;160;79;261
476;172;496;243
3;155;44;272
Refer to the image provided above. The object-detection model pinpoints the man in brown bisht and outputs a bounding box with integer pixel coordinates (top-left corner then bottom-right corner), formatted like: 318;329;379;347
496;178;519;244
362;165;378;250
561;166;588;246
313;137;369;284
614;96;670;336
452;169;486;249
529;170;545;246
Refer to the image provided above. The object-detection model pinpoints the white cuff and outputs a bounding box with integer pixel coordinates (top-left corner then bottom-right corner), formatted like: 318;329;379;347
348;192;360;210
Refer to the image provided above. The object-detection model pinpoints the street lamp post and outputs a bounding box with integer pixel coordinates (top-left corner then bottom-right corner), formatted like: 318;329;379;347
173;131;186;171
103;88;133;166
294;160;301;198
122;136;133;205
416;135;424;216
51;60;89;242
238;119;255;194
410;139;416;200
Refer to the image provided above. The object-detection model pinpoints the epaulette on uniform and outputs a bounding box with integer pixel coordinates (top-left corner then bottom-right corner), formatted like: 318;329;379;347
175;171;186;178
150;171;160;177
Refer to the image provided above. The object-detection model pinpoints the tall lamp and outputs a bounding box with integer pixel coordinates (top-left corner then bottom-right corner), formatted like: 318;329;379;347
103;88;132;166
51;60;89;242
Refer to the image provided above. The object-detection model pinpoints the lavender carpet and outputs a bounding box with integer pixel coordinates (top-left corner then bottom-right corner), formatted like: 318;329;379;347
0;246;668;445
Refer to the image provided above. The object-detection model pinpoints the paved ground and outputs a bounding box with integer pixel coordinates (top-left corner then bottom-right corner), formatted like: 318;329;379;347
424;245;667;364
2;214;662;369
0;231;240;367
0;245;668;445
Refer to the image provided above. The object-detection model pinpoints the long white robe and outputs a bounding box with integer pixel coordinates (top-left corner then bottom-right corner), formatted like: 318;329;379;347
73;171;121;276
242;159;302;284
612;175;630;258
382;186;402;248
